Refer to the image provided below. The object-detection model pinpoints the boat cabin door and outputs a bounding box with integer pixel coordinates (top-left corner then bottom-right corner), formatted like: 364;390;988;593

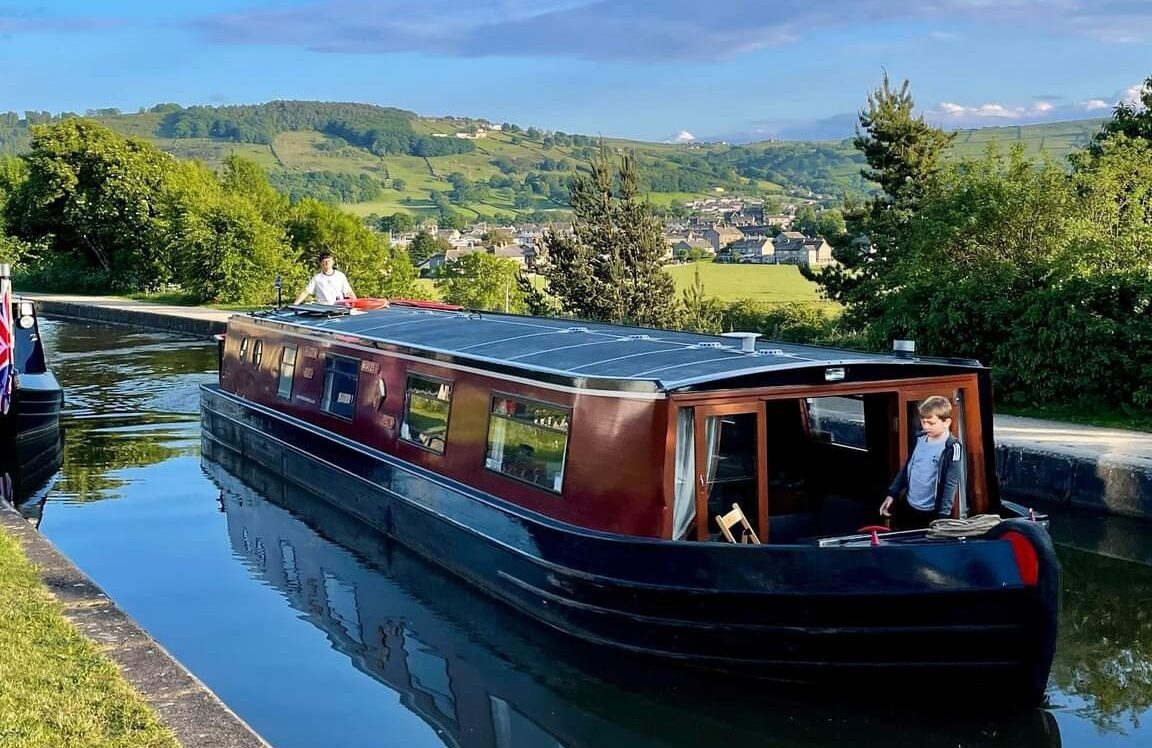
680;403;767;541
900;386;980;518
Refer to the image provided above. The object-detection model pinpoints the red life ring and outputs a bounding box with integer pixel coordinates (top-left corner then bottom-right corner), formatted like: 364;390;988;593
335;298;391;310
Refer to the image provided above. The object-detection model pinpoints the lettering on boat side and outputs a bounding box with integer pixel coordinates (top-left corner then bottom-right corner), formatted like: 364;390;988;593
303;346;319;359
302;367;314;379
295;395;316;404
361;360;380;374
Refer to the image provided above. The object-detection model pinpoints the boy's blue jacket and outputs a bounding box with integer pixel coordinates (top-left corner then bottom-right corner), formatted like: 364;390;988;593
887;434;964;517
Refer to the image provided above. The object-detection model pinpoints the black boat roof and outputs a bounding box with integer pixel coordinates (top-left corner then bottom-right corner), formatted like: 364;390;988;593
241;305;981;393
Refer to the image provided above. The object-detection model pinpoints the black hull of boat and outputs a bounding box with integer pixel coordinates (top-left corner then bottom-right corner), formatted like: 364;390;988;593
1;373;63;455
200;384;1061;705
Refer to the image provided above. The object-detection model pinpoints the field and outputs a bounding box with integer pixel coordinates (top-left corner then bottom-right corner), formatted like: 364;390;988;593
418;262;834;308
666;262;833;305
950;119;1103;163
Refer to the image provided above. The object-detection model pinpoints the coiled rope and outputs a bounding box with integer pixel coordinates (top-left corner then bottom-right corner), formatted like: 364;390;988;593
927;514;1003;538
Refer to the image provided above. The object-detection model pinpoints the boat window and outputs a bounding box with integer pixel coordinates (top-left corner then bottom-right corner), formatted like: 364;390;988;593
805;396;867;450
484;394;570;493
238;337;249;363
277;345;298;400
321;355;360;420
401;375;453;453
403;630;457;725
252;340;264;367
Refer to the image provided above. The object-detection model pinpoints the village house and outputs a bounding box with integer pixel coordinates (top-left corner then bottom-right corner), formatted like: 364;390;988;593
726;237;775;263
704;224;744;253
416;247;484;276
772;232;837;266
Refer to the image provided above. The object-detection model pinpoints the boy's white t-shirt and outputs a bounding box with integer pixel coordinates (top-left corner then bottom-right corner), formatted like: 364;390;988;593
305;270;353;304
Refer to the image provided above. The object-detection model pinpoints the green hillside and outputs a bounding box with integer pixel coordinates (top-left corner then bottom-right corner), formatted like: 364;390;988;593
0;102;1107;222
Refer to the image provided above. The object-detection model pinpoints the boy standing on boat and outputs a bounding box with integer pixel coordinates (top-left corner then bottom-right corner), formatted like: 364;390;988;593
879;395;963;530
294;252;357;305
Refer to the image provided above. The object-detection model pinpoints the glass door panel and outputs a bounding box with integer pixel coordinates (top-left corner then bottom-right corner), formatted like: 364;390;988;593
692;404;765;540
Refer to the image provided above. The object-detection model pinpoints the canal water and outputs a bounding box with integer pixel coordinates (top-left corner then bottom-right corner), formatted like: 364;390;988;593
13;318;1152;748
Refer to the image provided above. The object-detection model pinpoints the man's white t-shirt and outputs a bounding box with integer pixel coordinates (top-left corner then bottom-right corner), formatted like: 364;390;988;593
304;270;353;304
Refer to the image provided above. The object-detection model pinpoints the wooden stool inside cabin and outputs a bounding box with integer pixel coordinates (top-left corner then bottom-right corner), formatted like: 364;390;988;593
716;503;761;544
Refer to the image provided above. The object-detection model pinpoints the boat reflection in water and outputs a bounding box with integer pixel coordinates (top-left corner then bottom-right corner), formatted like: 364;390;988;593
1;430;63;528
202;441;1062;748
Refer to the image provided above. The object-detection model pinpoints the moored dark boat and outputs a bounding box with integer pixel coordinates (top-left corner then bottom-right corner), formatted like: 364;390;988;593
200;300;1060;705
202;448;1064;747
0;264;64;488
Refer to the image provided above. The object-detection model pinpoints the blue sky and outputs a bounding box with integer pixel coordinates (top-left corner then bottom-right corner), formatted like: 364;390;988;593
1;1;1150;142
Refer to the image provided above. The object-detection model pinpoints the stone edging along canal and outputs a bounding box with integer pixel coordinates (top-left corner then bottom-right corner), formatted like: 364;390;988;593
0;502;270;748
30;294;1152;521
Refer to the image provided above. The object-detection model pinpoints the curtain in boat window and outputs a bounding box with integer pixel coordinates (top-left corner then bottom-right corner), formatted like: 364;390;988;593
673;410;722;540
673;408;696;540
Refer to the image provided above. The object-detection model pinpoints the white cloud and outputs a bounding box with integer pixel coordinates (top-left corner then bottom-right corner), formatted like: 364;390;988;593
187;0;1152;63
926;81;1147;128
671;130;696;143
1121;83;1150;107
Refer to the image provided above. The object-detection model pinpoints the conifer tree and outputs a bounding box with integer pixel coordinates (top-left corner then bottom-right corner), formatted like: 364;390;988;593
805;75;954;328
535;148;677;327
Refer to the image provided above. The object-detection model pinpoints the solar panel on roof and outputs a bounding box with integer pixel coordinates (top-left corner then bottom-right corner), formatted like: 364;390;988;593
249;306;947;390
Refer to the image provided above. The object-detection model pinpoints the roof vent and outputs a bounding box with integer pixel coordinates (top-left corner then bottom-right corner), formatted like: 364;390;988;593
565;326;589;333
694;341;724;349
751;348;785;356
892;339;916;359
626;334;653;340
721;331;761;353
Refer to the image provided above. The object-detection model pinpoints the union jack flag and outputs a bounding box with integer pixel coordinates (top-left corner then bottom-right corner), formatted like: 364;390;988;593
0;274;12;416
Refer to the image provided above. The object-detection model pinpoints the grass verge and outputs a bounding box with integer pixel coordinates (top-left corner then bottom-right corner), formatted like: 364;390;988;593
0;531;179;748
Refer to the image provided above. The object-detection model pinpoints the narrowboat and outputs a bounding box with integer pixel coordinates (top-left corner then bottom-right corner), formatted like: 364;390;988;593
201;448;1064;747
0;264;64;478
200;301;1061;705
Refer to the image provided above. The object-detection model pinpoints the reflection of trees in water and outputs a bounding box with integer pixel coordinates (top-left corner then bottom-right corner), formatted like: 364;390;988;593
40;319;215;502
1053;546;1152;732
55;416;187;502
43;320;217;393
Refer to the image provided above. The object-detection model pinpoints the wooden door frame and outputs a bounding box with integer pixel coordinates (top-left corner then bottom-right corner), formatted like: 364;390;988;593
690;401;768;541
899;380;986;515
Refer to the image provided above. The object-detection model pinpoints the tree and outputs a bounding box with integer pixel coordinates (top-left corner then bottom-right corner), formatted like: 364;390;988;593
434;251;526;312
805;74;955;328
377;212;415;234
535;149;678;327
1090;75;1152;151
219;155;288;224
407;230;451;267
816;208;847;241
285;199;399;297
678;265;723;333
174;188;298;305
793;204;819;236
5;119;178;291
481;228;513;249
